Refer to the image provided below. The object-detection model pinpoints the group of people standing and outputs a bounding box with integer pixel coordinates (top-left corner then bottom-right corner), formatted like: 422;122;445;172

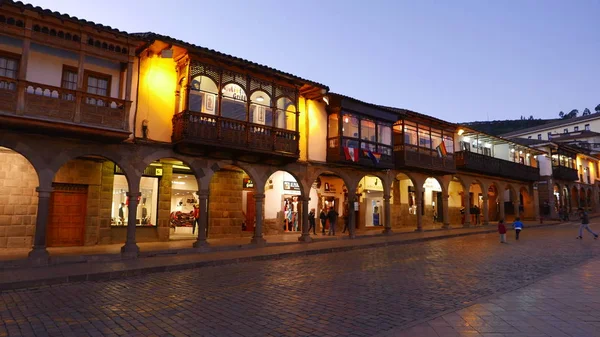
307;207;339;235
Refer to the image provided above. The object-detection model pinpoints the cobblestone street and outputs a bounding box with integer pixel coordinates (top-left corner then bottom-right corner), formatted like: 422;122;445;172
2;224;600;337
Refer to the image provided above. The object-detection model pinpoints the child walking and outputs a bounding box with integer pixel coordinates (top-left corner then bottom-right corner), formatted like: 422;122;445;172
498;219;507;243
513;217;523;240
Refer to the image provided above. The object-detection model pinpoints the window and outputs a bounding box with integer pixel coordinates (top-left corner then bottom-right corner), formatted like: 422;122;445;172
403;121;417;146
360;120;376;142
528;136;532;139
275;97;296;131
418;127;431;149
85;71;110;96
585;124;590;131
61;66;78;90
189;75;218;114
328;114;339;148
547;132;552;140
537;134;541;140
574;126;579;132
342;114;359;138
0;54;18;79
221;83;246;121
563;128;568;134
249;91;272;126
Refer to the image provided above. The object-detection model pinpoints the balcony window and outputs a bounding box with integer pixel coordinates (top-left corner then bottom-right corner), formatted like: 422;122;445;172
431;128;442;150
342;114;359;138
189;75;218;114
537;134;541;140
378;124;392;155
275;97;296;131
403;122;417;146
328;114;339;148
61;66;77;101
0;55;18;79
221;83;246;121
574;126;579;132
361;120;376;142
249;91;272;126
585;124;590;131
84;71;111;107
418;128;430;149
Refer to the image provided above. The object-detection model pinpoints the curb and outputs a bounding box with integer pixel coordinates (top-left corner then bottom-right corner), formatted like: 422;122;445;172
0;222;567;292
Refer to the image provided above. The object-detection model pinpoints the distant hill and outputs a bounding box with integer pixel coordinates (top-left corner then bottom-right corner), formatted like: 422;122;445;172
462;119;557;136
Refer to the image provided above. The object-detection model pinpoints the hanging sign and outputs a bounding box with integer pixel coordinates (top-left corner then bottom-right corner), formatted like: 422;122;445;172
243;178;254;189
283;181;300;191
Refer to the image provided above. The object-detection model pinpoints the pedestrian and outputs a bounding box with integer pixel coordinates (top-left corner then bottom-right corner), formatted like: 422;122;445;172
319;209;327;235
327;207;338;236
576;207;598;240
342;208;349;233
308;208;316;235
513;217;523;240
498;219;507;243
192;204;199;235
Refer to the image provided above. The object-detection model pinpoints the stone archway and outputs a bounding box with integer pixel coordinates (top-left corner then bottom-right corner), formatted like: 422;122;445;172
390;172;420;231
307;168;354;237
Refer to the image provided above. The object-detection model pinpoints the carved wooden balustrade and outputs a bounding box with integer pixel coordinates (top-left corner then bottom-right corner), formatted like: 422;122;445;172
455;150;540;181
0;76;129;132
394;144;456;173
172;110;299;158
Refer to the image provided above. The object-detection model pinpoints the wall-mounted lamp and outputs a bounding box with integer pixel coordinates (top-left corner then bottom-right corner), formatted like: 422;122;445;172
510;149;515;153
256;96;264;102
457;129;465;136
322;96;329;105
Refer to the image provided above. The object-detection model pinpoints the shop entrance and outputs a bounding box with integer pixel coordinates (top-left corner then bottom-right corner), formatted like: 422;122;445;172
47;183;88;247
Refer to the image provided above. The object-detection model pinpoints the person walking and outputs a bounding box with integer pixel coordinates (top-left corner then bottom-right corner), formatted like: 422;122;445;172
498;219;507;243
513;217;523;240
327;207;338;236
319;209;327;235
576;207;598;240
308;208;316;235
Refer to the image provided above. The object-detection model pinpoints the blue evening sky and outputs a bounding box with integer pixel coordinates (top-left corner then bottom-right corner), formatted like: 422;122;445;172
30;0;599;123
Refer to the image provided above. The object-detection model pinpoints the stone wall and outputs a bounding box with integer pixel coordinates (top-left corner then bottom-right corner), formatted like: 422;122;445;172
209;170;245;238
99;162;115;244
0;149;39;248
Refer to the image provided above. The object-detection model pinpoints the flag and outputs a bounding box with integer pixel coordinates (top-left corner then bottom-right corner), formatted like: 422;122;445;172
436;142;448;158
367;151;381;165
343;147;359;162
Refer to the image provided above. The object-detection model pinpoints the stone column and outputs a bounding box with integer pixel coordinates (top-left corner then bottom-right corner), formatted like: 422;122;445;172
347;195;356;238
193;190;209;248
482;196;489;225
415;191;423;232
442;194;450;229
463;192;472;228
514;201;521;219
121;192;140;257
498;193;506;220
298;197;312;242
251;193;266;245
382;194;392;234
28;186;53;262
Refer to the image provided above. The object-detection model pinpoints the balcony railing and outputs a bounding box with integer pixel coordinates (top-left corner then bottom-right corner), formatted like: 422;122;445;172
0;76;130;136
455;151;540;181
394;144;456;173
326;138;394;169
172;110;299;158
552;166;578;182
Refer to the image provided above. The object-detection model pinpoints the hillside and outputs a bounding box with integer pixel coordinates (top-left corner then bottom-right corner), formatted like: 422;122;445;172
462;119;557;136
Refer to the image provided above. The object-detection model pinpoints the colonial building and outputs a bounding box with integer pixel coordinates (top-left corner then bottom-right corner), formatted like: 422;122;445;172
0;1;546;263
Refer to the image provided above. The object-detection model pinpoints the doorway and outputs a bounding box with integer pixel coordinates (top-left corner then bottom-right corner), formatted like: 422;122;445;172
245;191;256;232
47;183;88;247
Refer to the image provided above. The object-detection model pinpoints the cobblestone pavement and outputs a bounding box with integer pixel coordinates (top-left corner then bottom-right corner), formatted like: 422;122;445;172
1;224;600;337
386;258;600;337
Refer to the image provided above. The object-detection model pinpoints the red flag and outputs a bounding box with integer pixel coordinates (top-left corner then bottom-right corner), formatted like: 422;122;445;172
343;147;359;162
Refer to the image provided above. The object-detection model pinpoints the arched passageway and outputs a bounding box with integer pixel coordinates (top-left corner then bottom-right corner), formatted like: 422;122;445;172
309;172;350;236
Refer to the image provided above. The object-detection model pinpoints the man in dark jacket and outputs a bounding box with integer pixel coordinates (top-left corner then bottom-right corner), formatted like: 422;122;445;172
308;208;316;235
327;207;338;236
577;207;598;240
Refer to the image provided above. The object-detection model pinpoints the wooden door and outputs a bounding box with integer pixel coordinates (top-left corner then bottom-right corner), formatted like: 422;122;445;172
47;184;88;247
246;192;255;231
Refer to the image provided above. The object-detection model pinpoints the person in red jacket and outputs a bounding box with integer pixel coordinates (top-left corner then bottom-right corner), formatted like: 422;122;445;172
192;204;200;235
498;219;507;243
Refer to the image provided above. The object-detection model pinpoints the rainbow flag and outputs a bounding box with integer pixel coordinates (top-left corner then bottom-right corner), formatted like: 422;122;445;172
436;142;448;158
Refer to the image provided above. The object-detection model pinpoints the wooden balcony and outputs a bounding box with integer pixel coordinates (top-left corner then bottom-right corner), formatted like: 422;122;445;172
0;77;130;141
552;166;578;182
455;151;540;181
326;141;394;169
172;110;299;164
394;144;456;174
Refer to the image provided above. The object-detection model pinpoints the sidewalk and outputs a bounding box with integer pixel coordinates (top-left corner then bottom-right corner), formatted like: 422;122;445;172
0;219;565;291
379;258;600;337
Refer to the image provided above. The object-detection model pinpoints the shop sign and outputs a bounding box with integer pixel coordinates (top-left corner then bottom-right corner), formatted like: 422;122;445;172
243;178;254;189
323;182;336;194
283;181;300;191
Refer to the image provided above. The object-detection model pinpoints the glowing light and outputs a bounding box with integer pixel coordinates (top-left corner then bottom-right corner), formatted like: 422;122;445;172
510;149;515;153
458;129;464;136
256;96;264;102
344;116;349;123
